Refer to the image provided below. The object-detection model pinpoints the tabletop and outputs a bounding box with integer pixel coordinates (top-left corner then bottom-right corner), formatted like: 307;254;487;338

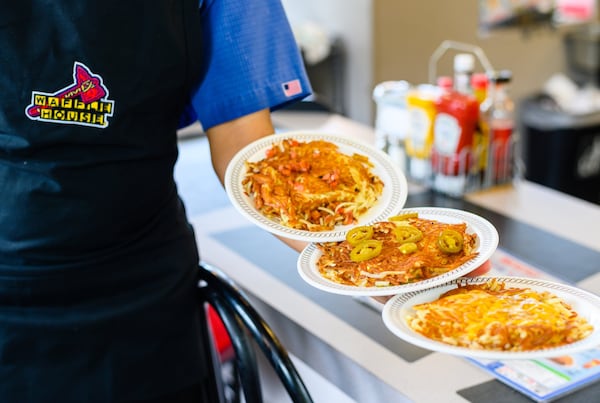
176;110;600;402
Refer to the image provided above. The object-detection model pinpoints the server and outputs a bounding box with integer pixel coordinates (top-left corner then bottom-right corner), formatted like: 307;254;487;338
0;1;310;401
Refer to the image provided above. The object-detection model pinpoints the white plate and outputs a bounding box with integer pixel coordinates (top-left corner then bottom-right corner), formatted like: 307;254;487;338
224;131;408;242
297;207;499;296
382;276;600;360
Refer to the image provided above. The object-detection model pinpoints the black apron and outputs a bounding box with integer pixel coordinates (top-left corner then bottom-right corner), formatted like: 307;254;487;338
0;1;208;401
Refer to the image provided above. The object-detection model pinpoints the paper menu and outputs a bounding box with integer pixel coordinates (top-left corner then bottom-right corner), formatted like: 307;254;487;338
469;249;600;402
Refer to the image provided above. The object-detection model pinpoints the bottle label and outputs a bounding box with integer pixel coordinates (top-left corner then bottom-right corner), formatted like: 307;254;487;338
434;113;460;155
376;104;409;139
408;107;430;149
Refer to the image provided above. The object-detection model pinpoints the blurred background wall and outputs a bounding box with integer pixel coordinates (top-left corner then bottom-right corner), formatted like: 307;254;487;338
281;0;373;123
282;0;595;125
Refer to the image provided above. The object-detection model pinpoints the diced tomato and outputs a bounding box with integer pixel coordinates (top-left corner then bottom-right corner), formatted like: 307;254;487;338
342;212;354;225
298;160;310;172
321;169;340;188
265;147;277;158
278;165;291;176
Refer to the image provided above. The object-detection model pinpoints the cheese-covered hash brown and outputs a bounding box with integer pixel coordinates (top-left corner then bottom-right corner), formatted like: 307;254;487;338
242;138;384;231
406;279;594;351
316;214;478;287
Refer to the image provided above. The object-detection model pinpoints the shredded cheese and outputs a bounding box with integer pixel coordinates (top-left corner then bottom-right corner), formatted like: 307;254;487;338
406;279;593;351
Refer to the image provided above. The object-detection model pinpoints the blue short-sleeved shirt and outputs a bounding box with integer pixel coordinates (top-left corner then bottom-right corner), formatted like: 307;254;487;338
181;0;312;129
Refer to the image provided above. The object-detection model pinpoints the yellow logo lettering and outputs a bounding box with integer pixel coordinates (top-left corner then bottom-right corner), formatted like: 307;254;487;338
47;97;60;108
94;114;105;126
34;94;47;106
53;109;66;120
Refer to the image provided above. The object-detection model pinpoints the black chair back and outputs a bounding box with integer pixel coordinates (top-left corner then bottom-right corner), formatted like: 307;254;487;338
198;263;314;403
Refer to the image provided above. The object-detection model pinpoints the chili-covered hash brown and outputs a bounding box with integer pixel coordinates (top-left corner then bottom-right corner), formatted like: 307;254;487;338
242;138;384;231
316;214;479;287
406;279;594;351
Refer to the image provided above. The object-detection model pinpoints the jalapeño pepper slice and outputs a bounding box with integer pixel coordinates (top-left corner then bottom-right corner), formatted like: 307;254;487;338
346;225;374;246
398;242;418;255
394;225;423;244
349;240;383;262
437;229;464;253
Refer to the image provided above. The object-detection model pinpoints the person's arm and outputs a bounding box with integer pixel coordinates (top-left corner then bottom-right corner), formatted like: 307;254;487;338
205;108;309;252
205;108;491;281
205;108;273;185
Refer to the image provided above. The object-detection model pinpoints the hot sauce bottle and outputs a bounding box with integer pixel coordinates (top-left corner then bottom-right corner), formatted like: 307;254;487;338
431;54;479;195
480;70;515;186
471;73;488;104
471;73;489;178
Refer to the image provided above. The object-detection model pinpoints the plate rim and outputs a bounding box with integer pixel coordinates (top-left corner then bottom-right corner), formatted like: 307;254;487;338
296;207;500;296
224;130;408;242
381;276;600;360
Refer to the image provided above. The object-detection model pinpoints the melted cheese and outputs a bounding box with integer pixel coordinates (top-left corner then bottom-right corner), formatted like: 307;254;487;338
406;280;594;351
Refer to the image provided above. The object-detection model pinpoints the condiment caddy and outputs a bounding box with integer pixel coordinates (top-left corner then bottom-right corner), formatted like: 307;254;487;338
373;40;523;197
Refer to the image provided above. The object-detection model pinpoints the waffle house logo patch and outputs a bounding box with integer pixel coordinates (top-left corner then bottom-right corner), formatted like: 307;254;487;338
25;62;114;129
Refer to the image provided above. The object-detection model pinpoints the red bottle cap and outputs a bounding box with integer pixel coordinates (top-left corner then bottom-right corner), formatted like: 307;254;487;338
436;76;453;91
471;73;488;90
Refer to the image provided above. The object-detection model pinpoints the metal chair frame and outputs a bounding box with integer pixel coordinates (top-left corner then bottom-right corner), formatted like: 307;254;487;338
198;262;314;403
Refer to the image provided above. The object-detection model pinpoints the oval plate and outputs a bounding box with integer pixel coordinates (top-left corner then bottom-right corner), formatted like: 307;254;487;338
297;207;499;296
224;131;408;242
382;276;600;360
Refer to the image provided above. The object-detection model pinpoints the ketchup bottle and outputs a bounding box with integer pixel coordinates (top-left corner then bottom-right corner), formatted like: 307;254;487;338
432;93;479;174
431;54;479;195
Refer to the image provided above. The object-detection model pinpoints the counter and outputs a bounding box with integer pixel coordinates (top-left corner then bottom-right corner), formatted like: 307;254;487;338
175;111;600;402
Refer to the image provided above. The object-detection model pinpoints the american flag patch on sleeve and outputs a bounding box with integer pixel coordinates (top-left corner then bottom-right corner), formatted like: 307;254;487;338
282;79;302;97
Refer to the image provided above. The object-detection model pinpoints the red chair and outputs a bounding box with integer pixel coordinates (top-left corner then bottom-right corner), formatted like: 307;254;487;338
207;305;234;362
